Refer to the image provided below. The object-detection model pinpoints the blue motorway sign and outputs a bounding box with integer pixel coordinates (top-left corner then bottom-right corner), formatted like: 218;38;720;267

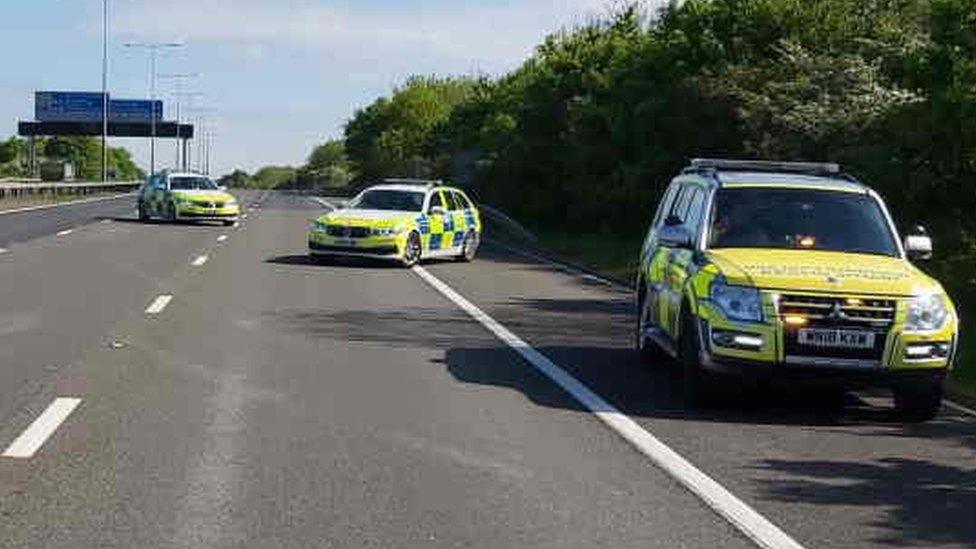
35;91;164;123
109;99;163;122
35;91;107;122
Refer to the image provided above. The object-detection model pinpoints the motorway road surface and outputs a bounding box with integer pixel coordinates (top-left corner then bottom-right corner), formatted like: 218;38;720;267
0;191;973;548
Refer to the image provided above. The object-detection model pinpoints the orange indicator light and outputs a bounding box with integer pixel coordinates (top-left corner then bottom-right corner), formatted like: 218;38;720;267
784;315;808;326
846;298;863;306
798;236;816;248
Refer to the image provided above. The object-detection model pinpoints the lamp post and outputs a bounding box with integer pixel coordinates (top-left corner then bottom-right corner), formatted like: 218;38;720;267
123;41;183;176
160;73;200;171
101;0;109;182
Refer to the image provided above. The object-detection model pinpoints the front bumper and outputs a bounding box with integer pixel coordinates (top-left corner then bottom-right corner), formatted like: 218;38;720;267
176;203;240;220
694;298;958;378
308;231;403;259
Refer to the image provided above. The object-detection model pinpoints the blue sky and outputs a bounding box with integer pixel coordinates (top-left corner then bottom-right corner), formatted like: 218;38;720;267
0;0;625;176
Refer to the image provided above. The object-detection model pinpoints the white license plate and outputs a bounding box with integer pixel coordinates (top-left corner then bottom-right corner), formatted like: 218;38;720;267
798;329;875;350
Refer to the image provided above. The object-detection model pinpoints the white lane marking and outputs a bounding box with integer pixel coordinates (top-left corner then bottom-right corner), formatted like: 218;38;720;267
0;248;8;255
487;240;628;290
191;255;209;267
56;229;74;237
412;265;806;549
0;192;137;216
946;400;976;417
2;398;82;458
217;235;229;243
145;294;174;315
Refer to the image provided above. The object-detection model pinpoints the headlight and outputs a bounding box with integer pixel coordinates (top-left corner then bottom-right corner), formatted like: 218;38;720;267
710;280;763;323
226;198;238;206
905;293;949;332
311;221;329;232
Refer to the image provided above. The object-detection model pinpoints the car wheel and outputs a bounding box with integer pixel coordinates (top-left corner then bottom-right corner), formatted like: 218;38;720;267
457;230;479;262
679;306;717;406
401;231;422;268
165;202;178;223
636;288;667;366
138;201;150;222
893;373;944;422
222;220;235;226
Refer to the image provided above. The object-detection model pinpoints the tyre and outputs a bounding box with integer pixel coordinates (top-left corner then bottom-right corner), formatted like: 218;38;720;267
138;201;150;222
893;373;945;422
457;230;480;262
679;306;717;406
636;288;667;366
222;219;236;226
401;231;422;268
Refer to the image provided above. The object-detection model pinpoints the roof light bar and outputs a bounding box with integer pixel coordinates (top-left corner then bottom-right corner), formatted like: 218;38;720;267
688;158;841;176
383;178;443;187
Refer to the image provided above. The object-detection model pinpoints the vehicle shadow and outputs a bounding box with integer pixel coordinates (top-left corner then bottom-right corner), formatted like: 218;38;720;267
441;344;976;546
264;254;401;269
104;216;232;228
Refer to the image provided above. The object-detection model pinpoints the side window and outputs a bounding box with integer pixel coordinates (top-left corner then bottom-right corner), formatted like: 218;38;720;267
444;191;462;211
452;191;471;210
665;185;690;226
427;191;445;213
651;184;677;229
684;188;707;235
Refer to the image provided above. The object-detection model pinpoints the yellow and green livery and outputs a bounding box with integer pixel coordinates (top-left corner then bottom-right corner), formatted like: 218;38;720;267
138;171;240;226
308;180;482;267
636;159;959;421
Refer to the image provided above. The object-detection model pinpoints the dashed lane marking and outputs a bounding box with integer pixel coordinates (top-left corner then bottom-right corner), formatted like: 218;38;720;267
145;294;174;315
217;235;229;243
191;255;209;267
56;229;74;237
2;398;82;459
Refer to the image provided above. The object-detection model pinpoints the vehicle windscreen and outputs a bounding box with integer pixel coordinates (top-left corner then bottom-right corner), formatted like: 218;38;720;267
349;190;425;211
170;177;219;191
708;188;900;256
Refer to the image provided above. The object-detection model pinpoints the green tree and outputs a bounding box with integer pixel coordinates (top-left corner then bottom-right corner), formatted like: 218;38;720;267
297;140;354;188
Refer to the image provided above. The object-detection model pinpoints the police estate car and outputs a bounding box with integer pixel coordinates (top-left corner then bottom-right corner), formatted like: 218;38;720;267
138;171;240;225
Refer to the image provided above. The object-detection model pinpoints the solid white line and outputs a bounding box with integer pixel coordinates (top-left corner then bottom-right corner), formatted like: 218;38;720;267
0;248;8;255
191;255;209;267
2;398;82;458
0;192;137;216
411;265;805;549
56;229;74;236
217;235;229;243
945;400;976;417
145;294;174;315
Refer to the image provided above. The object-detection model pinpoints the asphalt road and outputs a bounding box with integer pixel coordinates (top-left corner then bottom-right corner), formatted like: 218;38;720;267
0;191;973;548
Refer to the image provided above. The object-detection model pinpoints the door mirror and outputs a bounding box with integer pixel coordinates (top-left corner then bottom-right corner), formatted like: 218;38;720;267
657;225;694;249
904;226;933;261
429;205;446;216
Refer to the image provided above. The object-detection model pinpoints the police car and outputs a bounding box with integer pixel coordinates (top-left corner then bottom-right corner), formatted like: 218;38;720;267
308;180;482;267
138;171;240;225
636;159;958;420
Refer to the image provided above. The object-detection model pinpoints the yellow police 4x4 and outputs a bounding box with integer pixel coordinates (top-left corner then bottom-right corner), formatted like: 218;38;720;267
138;171;240;226
308;180;482;267
636;159;958;420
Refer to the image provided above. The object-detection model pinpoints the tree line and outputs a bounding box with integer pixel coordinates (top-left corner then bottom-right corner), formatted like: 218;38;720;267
0;135;144;181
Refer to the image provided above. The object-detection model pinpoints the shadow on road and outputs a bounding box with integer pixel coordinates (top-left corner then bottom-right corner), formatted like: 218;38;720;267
104;216;232;228
758;457;976;546
264;254;401;269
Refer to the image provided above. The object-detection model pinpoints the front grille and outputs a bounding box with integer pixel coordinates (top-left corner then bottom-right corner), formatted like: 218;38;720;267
779;294;896;328
325;226;370;238
779;294;896;361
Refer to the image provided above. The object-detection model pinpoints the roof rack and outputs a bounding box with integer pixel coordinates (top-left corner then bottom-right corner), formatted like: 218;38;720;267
383;178;442;187
685;158;842;177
